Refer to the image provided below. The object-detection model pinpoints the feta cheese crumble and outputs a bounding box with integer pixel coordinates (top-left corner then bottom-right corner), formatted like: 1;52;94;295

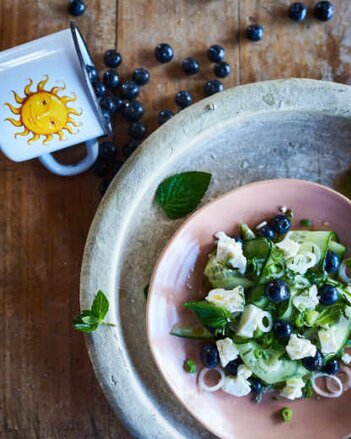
318;326;339;355
280;378;305;400
205;286;245;313
222;364;252;397
216;338;239;367
292;285;319;311
236;304;273;338
215;232;247;274
276;232;300;258
286;334;317;360
342;352;351;365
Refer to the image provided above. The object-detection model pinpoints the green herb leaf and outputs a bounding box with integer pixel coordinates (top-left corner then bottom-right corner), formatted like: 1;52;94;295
315;304;344;327
155;171;212;219
81;315;100;325
183;301;232;328
280;407;293;422
183;359;197;373
303;378;314;399
91;290;109;320
73;322;99;333
300;219;313;227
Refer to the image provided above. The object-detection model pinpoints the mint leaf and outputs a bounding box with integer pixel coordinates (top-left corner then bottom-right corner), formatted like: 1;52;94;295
91;290;109;320
73;322;98;333
315;304;344;327
82;315;100;325
155;171;211;219
183;301;232;328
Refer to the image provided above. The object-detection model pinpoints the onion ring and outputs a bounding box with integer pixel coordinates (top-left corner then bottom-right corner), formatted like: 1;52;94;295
312;373;343;398
198;367;226;392
338;260;351;285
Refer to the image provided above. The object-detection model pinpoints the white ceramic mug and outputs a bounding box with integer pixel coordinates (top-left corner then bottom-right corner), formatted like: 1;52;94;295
0;24;111;176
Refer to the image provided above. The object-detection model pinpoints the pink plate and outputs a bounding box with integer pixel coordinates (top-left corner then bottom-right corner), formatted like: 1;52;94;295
147;179;351;439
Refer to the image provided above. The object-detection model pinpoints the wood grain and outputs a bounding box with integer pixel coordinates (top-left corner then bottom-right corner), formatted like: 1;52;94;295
0;0;350;438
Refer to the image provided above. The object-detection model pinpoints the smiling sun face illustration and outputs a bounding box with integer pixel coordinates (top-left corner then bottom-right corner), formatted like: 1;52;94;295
4;76;82;145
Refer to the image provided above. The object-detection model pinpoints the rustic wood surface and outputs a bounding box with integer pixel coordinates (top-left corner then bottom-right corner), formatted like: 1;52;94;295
0;1;350;438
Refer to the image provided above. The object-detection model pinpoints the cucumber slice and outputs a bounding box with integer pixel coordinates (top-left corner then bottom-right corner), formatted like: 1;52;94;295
328;240;347;260
243;238;271;259
170;324;213;339
204;255;254;289
319;309;351;357
237;342;307;384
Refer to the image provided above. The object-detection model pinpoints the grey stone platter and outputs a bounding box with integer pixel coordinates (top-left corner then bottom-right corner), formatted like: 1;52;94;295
80;79;351;439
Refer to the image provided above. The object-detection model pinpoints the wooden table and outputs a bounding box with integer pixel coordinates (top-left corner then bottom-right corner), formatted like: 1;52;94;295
0;1;350;437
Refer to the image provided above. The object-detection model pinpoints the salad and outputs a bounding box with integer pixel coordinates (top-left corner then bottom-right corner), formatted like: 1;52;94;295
172;210;351;403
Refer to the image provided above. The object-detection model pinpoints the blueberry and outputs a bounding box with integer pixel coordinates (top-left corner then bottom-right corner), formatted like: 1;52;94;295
272;215;291;235
324;251;340;273
273;320;293;339
323;359;340;375
302;350;323;371
100;96;117;113
101;109;112;126
93;81;107;98
99;179;111;196
92;158;110;177
158;109;174;125
225;358;243;375
133;68;150;85
207;44;225;63
86;65;99;83
122;100;144;122
182;58;200;75
129;122;147;140
257;225;275;240
314;1;334;21
318;284;339;305
112;97;123;112
204;79;224;96
214;62;230;78
246;24;264;42
123;140;140;158
103;69;120;89
288;2;308;22
103;49;122;68
250;378;263;394
120;81;140;100
99;141;116;159
154;43;174;63
265;279;290;303
200;343;219;369
175;90;193;108
68;0;86;16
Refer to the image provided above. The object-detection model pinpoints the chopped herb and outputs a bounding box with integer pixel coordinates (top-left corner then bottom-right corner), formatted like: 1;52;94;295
315;303;344;327
300;218;312;227
303;378;314;398
272;395;280;401
240;223;256;240
183;359;197;373
280;407;293;422
344;340;351;348
183;301;232;328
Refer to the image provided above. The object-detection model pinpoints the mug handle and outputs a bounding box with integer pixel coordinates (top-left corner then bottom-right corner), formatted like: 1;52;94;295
38;139;99;177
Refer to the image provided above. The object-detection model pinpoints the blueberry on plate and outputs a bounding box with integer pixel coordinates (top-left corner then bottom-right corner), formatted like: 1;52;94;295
257;225;275;240
207;44;225;63
246;24;264;42
302;350;323;371
314;1;334;21
324;250;340;273
288;2;308;22
120;81;140;100
122;100;144;122
100;96;117;113
175;90;193;108
158;109;174;126
214;61;230;78
99;141;116;159
68;0;86;16
93;81;107;98
318;284;339;305
112;97;123;113
265;279;290;303
103;69;120;89
154;43;174;63
204;79;224;96
101;109;112;125
273;320;293;340
272;214;291;235
103;49;122;68
323;359;340;375
249;378;263;394
200;343;219;369
122;140;140;158
129;122;147;140
182;58;200;75
133;68;150;86
225;358;243;375
86;65;99;83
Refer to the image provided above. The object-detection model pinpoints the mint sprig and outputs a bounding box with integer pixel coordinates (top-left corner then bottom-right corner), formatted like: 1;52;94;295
183;301;232;328
155;171;212;219
73;290;116;333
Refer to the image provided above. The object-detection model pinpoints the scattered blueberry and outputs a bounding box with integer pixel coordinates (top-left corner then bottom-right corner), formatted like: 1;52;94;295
99;179;111;196
324;251;340;273
129;122;147;139
103;49;122;68
154;43;174;63
250;378;263;394
318;284;339;305
122;100;144;122
68;0;86;16
288;2;308;22
86;65;99;83
323;359;340;375
273;320;293;340
101;109;111;125
103;69;120;89
257;225;275;240
214;61;231;78
182;58;200;75
246;24;264;42
120;81;140;100
200;343;219;369
133;68;150;86
122;140;140;158
204;79;224;96
92;158;110;178
175;90;193;108
272;215;291;235
100;96;117;113
302;350;323;371
93;81;107;98
207;44;225;63
225;358;243;375
112;97;123;112
99;141;116;159
158;109;174;125
265;279;290;303
314;1;334;21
